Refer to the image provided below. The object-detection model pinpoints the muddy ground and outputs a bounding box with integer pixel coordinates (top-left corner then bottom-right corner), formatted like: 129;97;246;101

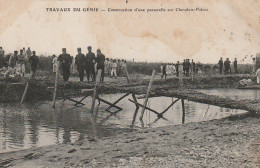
0;113;259;168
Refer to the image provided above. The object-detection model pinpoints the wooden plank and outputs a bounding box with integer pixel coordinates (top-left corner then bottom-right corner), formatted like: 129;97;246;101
91;69;101;114
181;98;185;124
105;92;130;111
131;93;140;128
20;80;30;103
97;96;123;111
129;99;160;115
52;62;59;108
139;70;156;120
64;97;85;105
160;98;180;116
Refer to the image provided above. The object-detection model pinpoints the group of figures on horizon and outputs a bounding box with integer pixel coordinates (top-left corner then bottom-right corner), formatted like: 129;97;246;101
0;46;127;83
218;57;238;75
0;47;38;78
160;59;201;79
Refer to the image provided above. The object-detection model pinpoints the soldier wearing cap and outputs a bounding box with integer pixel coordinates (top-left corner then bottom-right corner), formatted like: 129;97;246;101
85;46;96;82
18;49;26;77
96;49;105;83
75;48;86;82
58;48;72;82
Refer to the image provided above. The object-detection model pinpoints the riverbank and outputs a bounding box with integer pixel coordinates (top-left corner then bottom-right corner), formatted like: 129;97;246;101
0;113;259;168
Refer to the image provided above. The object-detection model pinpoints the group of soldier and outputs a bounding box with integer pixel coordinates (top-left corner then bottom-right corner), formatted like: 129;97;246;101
161;59;198;79
218;57;238;75
53;47;127;83
0;47;39;78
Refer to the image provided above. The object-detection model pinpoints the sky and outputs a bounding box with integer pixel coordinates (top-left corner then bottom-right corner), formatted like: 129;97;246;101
0;0;259;64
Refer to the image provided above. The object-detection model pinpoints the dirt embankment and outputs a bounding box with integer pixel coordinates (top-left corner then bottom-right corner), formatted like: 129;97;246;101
0;113;259;168
0;75;256;102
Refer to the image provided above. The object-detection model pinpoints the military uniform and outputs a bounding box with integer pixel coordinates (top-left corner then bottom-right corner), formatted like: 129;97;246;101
75;52;86;82
96;53;105;82
28;53;38;78
58;53;72;82
85;52;96;82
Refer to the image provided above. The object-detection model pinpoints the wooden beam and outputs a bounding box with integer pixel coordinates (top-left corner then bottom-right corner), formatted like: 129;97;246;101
181;98;185;124
158;98;180;117
91;69;101;114
105;92;130;111
129;99;168;121
52;62;59;108
64;97;85;105
139;70;156;120
97;96;123;111
131;93;140;128
21;79;30;103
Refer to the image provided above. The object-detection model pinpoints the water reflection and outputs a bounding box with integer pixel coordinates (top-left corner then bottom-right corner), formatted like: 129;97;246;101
0;93;247;153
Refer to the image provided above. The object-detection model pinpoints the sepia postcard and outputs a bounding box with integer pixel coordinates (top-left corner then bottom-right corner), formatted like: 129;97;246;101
0;0;259;167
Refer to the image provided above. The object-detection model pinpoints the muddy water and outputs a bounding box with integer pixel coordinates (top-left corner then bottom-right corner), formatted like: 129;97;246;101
197;88;260;100
0;94;247;153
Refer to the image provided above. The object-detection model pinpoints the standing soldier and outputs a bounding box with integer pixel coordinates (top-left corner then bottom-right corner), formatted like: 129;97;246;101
224;58;231;75
161;63;167;79
218;57;223;75
75;48;86;82
85;46;96;82
58;48;72;82
175;61;179;77
96;49;106;83
18;49;26;77
234;58;238;74
9;51;18;68
182;59;186;77
28;51;38;78
0;47;4;68
186;59;191;77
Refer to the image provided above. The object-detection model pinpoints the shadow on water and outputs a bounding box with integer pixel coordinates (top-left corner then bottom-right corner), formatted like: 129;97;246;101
0;93;248;153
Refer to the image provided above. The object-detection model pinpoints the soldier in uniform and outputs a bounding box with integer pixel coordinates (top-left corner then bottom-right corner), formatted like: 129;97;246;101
75;48;86;82
96;49;105;83
233;58;238;74
9;51;18;68
85;46;96;82
18;49;26;77
0;47;4;68
28;51;38;78
218;57;223;74
58;48;72;82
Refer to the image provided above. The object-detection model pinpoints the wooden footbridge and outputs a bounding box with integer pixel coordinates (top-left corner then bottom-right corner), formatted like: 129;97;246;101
2;68;259;127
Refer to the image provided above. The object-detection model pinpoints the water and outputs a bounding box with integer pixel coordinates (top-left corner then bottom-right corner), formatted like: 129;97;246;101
0;93;247;153
197;88;260;100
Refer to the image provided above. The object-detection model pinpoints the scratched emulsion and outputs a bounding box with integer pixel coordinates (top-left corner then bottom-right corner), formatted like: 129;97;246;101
0;0;259;62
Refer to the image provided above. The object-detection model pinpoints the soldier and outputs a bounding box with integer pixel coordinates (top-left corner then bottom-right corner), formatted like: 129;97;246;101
186;59;191;77
218;57;223;74
9;51;18;68
26;47;32;59
234;58;238;74
191;59;196;74
161;63;167;79
0;47;4;68
182;59;186;76
85;46;96;82
224;58;231;75
58;48;72;82
28;51;38;78
18;49;26;77
96;49;105;83
75;48;86;82
175;61;179;77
